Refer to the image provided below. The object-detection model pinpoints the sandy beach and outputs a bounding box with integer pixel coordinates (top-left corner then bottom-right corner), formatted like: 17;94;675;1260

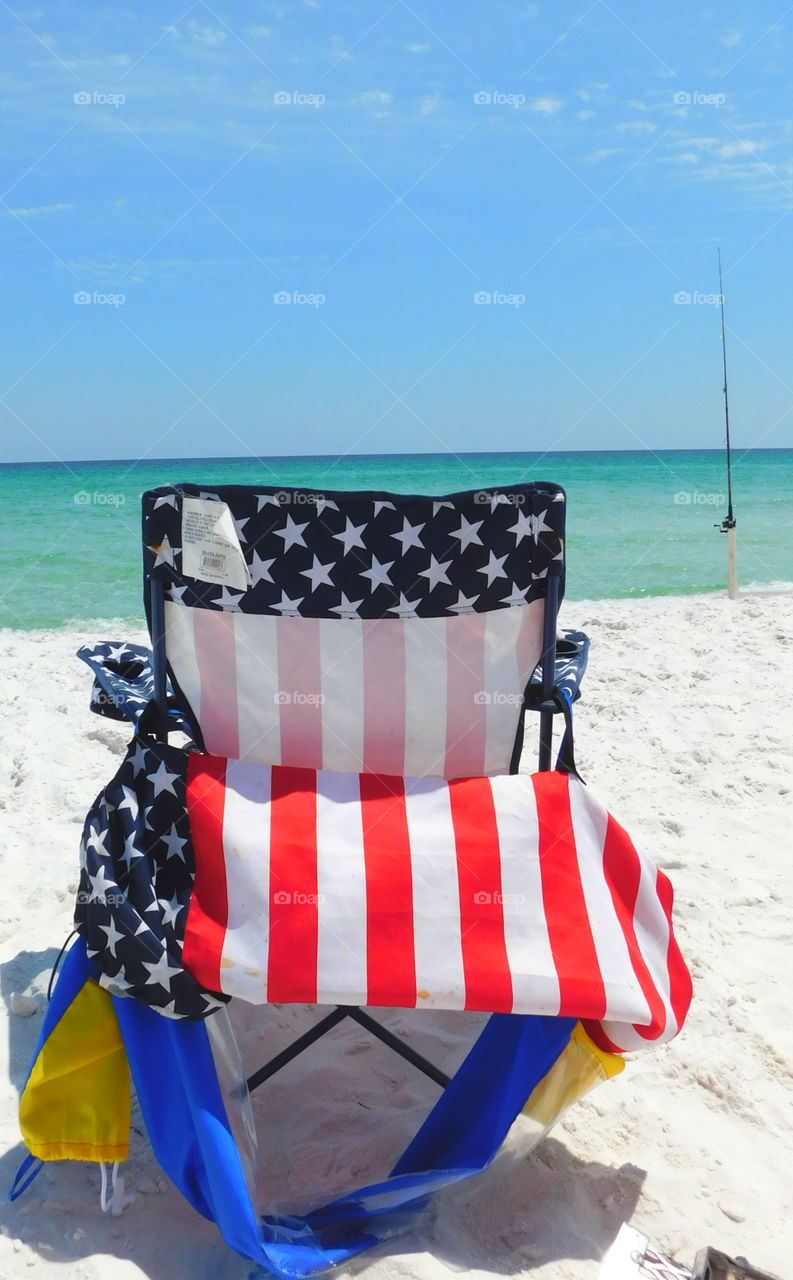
1;592;791;1280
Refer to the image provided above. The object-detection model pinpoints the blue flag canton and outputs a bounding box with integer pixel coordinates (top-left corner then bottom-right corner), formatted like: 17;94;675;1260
142;484;565;619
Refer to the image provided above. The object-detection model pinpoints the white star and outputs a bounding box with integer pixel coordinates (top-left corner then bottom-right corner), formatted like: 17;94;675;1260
432;500;455;514
274;590;304;614
89;865;115;903
99;969;135;996
501;583;530;607
99;918;125;958
301;556;335;591
250;552;275;586
332;518;367;555
84;826;109;859
116;785;139;818
509;509;534;546
147;760;180;798
168;584;190;604
390;518;425;553
479;550;508;588
373;501;396;516
256;492;282;511
104;643;131;662
199;490;220;501
448;590;479;613
217;586;244;611
450;515;484;552
130;741;149;776
360;555;394;592
160;823;188;861
313;497;338;513
119;830;143;872
418;555;452;591
389;592;422;617
153;494;177;509
147;535;176;569
531;508;553;543
159;893;185;928
274;515;309;551
232;514;249;543
142;952;180;995
329;592;365;617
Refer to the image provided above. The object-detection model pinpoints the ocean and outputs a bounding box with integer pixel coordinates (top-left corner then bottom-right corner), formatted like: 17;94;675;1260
1;449;791;630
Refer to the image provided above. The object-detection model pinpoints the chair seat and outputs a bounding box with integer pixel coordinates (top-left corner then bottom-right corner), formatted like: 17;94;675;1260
182;755;690;1053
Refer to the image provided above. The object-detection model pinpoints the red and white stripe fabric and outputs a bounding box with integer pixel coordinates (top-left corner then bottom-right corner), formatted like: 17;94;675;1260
182;760;692;1052
163;600;544;778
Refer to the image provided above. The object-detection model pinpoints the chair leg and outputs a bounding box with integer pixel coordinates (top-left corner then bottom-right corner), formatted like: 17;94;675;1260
343;1009;451;1089
246;1007;451;1094
246;1006;350;1092
538;709;554;771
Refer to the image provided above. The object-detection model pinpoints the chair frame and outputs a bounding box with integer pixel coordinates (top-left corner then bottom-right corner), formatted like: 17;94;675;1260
146;489;567;1092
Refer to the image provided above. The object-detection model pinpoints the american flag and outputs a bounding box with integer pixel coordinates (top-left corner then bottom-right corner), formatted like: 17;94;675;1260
182;756;692;1052
143;483;566;777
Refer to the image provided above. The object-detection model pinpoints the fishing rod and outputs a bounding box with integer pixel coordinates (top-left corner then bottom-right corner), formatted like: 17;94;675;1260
716;248;738;599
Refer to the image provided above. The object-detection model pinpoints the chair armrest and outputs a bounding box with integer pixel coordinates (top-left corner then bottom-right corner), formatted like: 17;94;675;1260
77;641;194;737
527;629;589;710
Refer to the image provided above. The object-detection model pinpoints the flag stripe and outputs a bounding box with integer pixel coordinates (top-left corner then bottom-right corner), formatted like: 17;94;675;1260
183;754;229;993
448;776;513;1012
277;617;323;769
360;774;416;1007
568;782;651;1026
403;617;448;777
444;611;487;779
234;614;281;764
491;773;561;1015
534;772;607;1020
219;759;272;1001
363;620;406;775
193;609;240;758
318;618;365;773
315;771;368;1004
267;767;319;1002
405;777;466;1010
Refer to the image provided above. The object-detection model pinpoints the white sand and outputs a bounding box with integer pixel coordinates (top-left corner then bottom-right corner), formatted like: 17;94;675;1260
1;592;792;1279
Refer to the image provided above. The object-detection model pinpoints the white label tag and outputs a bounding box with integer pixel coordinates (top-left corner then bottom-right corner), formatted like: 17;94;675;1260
181;497;252;591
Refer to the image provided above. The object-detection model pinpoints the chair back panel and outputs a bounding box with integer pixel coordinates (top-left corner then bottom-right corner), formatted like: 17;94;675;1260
143;483;566;778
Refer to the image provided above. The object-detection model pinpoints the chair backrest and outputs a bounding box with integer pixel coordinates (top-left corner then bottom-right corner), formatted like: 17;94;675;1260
142;482;566;778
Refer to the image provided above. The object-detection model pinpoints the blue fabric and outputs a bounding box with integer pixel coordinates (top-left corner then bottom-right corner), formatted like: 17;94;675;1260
113;994;574;1277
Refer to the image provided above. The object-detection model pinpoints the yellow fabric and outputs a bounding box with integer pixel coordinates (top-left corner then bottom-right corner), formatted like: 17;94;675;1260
522;1022;624;1126
19;979;129;1162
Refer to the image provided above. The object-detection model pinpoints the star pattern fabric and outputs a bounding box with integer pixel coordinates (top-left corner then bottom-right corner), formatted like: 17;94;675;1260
75;736;225;1020
78;641;193;735
142;483;566;621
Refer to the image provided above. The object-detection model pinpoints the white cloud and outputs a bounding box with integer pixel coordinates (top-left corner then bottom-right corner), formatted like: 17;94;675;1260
417;94;440;116
530;96;563;114
406;42;431;54
719;138;769;158
246;25;272;39
186;21;227;47
616;121;657;134
583;147;624;164
7;203;72;217
678;152;699;164
576;109;595;120
721;30;742;47
359;90;393;117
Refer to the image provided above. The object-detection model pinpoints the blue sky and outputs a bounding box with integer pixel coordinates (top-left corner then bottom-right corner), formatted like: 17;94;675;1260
1;1;791;463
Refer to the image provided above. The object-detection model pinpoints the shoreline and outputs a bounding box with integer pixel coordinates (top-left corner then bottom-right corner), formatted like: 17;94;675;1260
3;581;793;639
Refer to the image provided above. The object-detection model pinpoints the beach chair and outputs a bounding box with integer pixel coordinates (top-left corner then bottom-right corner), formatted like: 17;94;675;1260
14;480;690;1277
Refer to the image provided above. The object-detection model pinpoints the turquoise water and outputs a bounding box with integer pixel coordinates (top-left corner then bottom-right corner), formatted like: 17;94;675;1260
1;450;791;629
